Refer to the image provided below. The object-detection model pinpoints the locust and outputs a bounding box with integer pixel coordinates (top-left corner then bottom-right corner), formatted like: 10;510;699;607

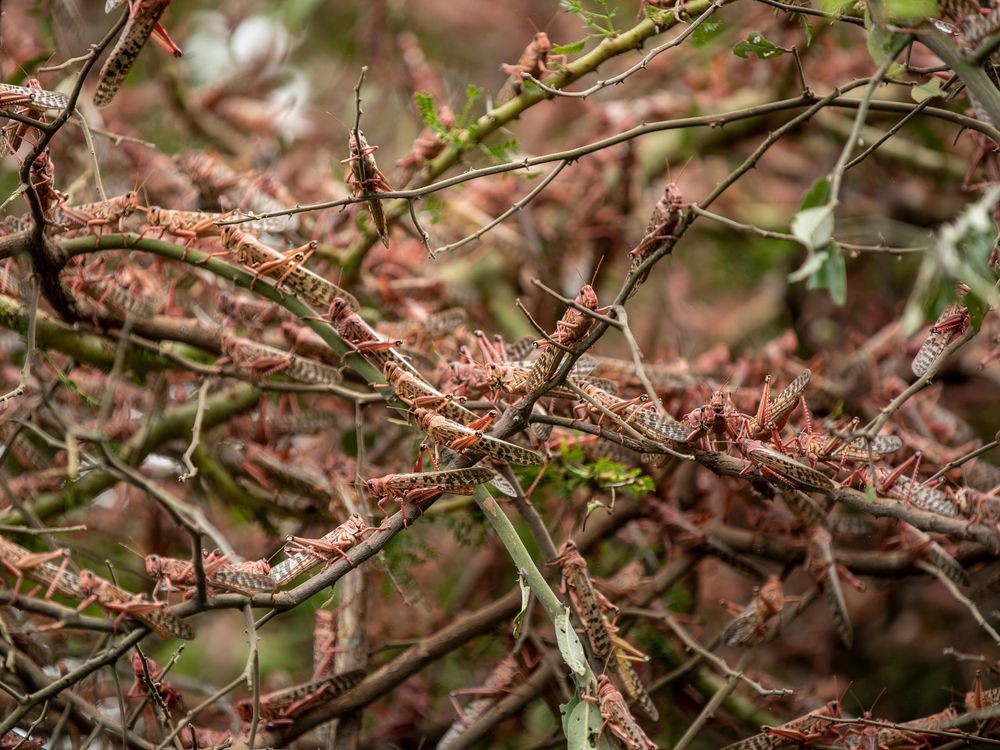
722;575;785;647
412;406;544;466
795;425;903;467
738;438;836;492
144;207;230;246
496;32;563;106
236;669;365;724
328;297;408;370
312;609;338;680
582;675;658;750
720;700;841;750
220;333;343;385
877;707;959;747
526;285;601;393
629;180;685;278
53;191;139;236
221;226;360;311
898;523;969;586
439;657;521;750
745;370;811;441
0;534;81;601
144;552;275;596
577;379;689;445
805;527;858;648
364;467;495;518
912;304;970;377
858;464;959;517
269;514;370;586
95;0;183;108
77;569;194;640
344;129;392;246
552;540;658;720
382;361;480;426
0;82;70;112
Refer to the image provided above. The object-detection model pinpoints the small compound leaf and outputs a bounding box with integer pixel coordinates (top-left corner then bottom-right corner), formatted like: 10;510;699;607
791;204;835;250
733;31;786;59
555;608;588;676
911;77;944;103
552;39;587;55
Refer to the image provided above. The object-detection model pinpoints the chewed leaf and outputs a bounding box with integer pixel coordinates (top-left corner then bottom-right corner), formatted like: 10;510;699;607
562;694;608;749
733;31;787;59
555;608;588;676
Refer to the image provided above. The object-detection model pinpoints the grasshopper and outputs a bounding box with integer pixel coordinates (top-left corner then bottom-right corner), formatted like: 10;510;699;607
222;226;360;311
745;370;811;441
412;406;544;466
0;535;80;601
364;467;496;518
738;438;836;492
77;569;193;640
553;541;658;720
53;192;139;236
95;0;182;108
382;361;480;426
805;527;859;648
582;675;658;750
629;180;685;276
145;552;275;596
327;297;407;370
526;285;601;392
269;514;371;586
220;333;343;385
439;657;521;750
720;700;841;750
236;669;365;724
343;129;392;246
495;32;564;106
912;304;970;377
722;575;785;647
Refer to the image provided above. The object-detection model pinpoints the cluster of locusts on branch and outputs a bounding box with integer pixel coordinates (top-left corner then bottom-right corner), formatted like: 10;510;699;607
1;0;1000;749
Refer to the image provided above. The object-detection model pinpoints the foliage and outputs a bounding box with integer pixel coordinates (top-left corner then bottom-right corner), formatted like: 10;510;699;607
0;1;997;749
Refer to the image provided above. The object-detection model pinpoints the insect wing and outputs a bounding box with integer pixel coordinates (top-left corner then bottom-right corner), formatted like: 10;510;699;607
476;434;545;466
487;472;518;497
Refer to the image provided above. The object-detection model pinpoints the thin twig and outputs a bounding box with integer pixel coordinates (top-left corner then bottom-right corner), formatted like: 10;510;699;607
431;160;569;255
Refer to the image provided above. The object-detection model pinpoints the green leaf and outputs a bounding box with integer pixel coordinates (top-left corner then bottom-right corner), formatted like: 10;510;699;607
732;31;787;59
552;39;587;55
791;204;835;250
805;248;848;306
692;20;724;47
513;573;531;638
788;248;828;283
555;608;588;676
413;92;446;136
911;77;945;103
966;291;987;333
562;694;610;749
799;177;831;210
